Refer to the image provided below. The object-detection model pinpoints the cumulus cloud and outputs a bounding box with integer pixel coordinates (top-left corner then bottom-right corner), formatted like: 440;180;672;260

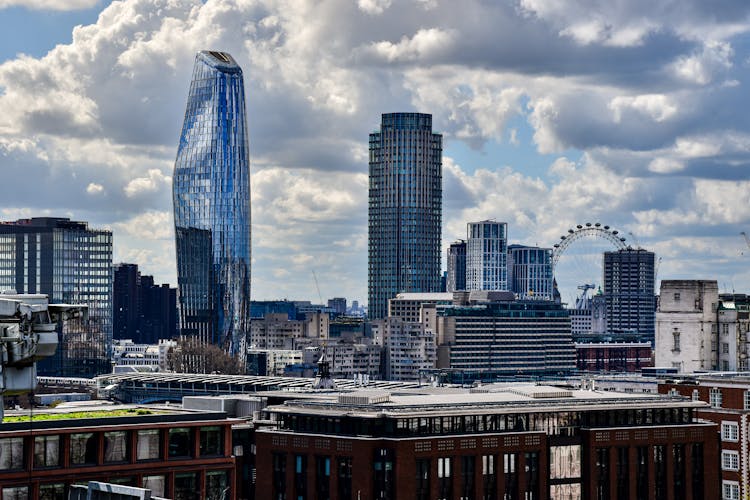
1;0;750;300
0;0;99;10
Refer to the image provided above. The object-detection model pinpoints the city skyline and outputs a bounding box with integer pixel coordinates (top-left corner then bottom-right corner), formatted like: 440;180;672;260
1;1;749;305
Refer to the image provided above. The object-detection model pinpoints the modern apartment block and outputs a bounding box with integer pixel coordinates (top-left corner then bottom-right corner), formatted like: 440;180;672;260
655;280;719;372
508;244;553;300
368;112;442;320
173;51;251;359
0;217;112;377
387;292;453;324
435;291;576;377
249;312;329;350
603;249;656;342
255;384;719;500
371;316;436;381
466;221;508;291
446;240;467;292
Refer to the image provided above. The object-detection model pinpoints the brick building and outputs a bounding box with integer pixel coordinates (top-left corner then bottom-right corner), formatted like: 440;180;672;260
575;341;654;372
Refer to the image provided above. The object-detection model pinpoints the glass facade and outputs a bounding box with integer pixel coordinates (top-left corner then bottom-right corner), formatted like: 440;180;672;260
0;218;112;377
368;112;442;320
508;244;553;300
173;51;251;360
466;221;508;291
446;240;466;292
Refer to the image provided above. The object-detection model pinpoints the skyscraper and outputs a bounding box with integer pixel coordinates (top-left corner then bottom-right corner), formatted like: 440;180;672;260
0;217;112;377
173;51;251;359
508;244;553;300
446;240;466;292
604;248;656;342
368;112;442;320
466;220;508;291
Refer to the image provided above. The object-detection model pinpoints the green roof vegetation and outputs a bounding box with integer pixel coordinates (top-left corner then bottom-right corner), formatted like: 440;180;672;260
3;408;159;423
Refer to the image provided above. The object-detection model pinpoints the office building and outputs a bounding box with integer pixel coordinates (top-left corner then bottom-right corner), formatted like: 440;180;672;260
655;280;719;372
173;51;251;359
603;249;656;342
466;221;508;291
575;341;653;372
0;217;112;377
372;316;436;381
508;244;553;300
446;240;467;292
435;291;575;377
387;292;453;324
368;112;442;320
256;383;718;500
113;263;177;344
328;297;347;316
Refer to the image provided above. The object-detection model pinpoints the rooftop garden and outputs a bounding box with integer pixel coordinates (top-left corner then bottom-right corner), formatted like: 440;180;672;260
3;408;158;423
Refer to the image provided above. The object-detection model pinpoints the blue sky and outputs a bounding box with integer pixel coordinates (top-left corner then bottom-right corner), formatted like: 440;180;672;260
1;0;749;305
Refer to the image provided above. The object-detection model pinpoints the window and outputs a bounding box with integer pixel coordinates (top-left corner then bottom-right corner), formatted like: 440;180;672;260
722;451;740;471
69;433;97;466
674;292;680;301
710;388;723;408
168;428;192;458
416;459;430;500
174;472;198;500
723;324;730;335
142;476;165;497
672;330;681;351
273;453;287;500
482;455;496;500
294;454;307;500
438;457;452;500
744;390;750;410
461;456;475;500
206;471;228;500
722;343;730;354
0;437;25;471
723;481;740;500
2;486;28;500
337;457;352;500
34;435;60;468
722;422;739;442
39;483;65;500
200;426;223;456
137;430;160;460
104;431;128;463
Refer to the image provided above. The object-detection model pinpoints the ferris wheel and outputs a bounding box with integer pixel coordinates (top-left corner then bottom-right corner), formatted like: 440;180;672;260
551;223;629;304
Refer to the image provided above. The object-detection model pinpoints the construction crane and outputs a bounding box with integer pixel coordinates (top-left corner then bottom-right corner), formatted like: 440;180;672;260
574;284;596;310
742;232;750;252
628;232;641;249
311;270;324;304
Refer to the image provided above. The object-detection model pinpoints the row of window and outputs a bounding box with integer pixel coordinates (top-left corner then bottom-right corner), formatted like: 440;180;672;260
0;426;223;471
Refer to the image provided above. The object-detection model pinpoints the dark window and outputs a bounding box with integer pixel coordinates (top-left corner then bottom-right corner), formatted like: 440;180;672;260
70;433;97;466
416;459;430;500
200;426;223;456
136;429;160;461
206;470;229;500
39;483;65;500
503;453;517;500
524;452;539;500
654;445;666;499
615;447;628;500
315;456;331;500
273;453;287;500
295;454;307;500
34;435;60;468
692;444;704;500
636;447;648;500
374;448;395;500
337;457;352;500
461;456;475;500
596;448;609;500
168;428;192;458
673;445;685;500
482;455;496;500
174;472;199;500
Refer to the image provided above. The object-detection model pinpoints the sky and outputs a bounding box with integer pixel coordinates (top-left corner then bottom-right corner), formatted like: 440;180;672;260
1;0;750;306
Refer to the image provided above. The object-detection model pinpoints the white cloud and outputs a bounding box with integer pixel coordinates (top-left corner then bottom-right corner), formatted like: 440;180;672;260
671;41;733;85
367;28;456;62
0;0;98;10
357;0;391;15
124;169;171;198
609;94;677;123
86;182;104;194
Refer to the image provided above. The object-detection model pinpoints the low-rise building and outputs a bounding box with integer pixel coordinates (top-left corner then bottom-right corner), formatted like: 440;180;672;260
575;341;653;372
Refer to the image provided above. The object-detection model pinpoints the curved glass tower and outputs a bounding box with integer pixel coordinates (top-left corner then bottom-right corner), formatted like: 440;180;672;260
173;51;251;360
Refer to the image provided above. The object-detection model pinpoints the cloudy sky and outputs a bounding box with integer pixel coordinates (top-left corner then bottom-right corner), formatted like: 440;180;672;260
1;0;749;305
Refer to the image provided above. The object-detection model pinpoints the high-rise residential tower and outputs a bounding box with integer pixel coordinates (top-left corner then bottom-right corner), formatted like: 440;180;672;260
446;240;467;292
0;217;112;377
173;51;251;360
368;113;442;320
466;220;508;291
604;248;656;342
508;244;553;300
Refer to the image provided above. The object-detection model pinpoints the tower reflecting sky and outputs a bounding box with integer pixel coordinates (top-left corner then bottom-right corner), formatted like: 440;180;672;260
368;113;442;320
173;51;251;360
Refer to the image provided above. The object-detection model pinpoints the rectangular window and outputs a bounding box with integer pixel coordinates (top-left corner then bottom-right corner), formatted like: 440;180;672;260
722;451;740;471
295;454;307;500
693;443;704;500
315;456;331;500
723;481;740;500
273;453;287;500
137;430;160;460
69;433;97;466
461;455;475;500
744;390;750;410
199;426;223;456
673;444;686;500
373;448;394;500
39;483;65;500
34;435;60;468
206;471;228;500
438;457;452;500
722;422;739;442
174;472;199;500
615;447;628;500
525;452;539;500
596;448;609;500
2;486;28;500
337;457;352;500
504;453;517;500
654;445;666;499
722;343;729;354
103;431;128;463
549;445;581;479
0;437;25;471
710;388;723;408
142;476;165;497
482;455;496;500
636;447;648;500
168;428;192;458
416;459;430;500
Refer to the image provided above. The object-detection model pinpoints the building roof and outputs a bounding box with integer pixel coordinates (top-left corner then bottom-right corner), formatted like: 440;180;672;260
392;293;453;301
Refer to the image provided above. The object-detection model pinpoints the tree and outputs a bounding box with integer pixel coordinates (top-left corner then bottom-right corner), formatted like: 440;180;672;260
166;337;245;374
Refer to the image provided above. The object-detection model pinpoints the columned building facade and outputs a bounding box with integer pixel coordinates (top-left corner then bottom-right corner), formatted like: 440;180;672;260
367;113;442;320
173;51;251;360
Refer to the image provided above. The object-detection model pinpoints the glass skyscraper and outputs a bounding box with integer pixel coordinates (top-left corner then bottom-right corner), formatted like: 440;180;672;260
173;51;251;360
368;113;442;320
508;244;553;300
0;217;112;377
